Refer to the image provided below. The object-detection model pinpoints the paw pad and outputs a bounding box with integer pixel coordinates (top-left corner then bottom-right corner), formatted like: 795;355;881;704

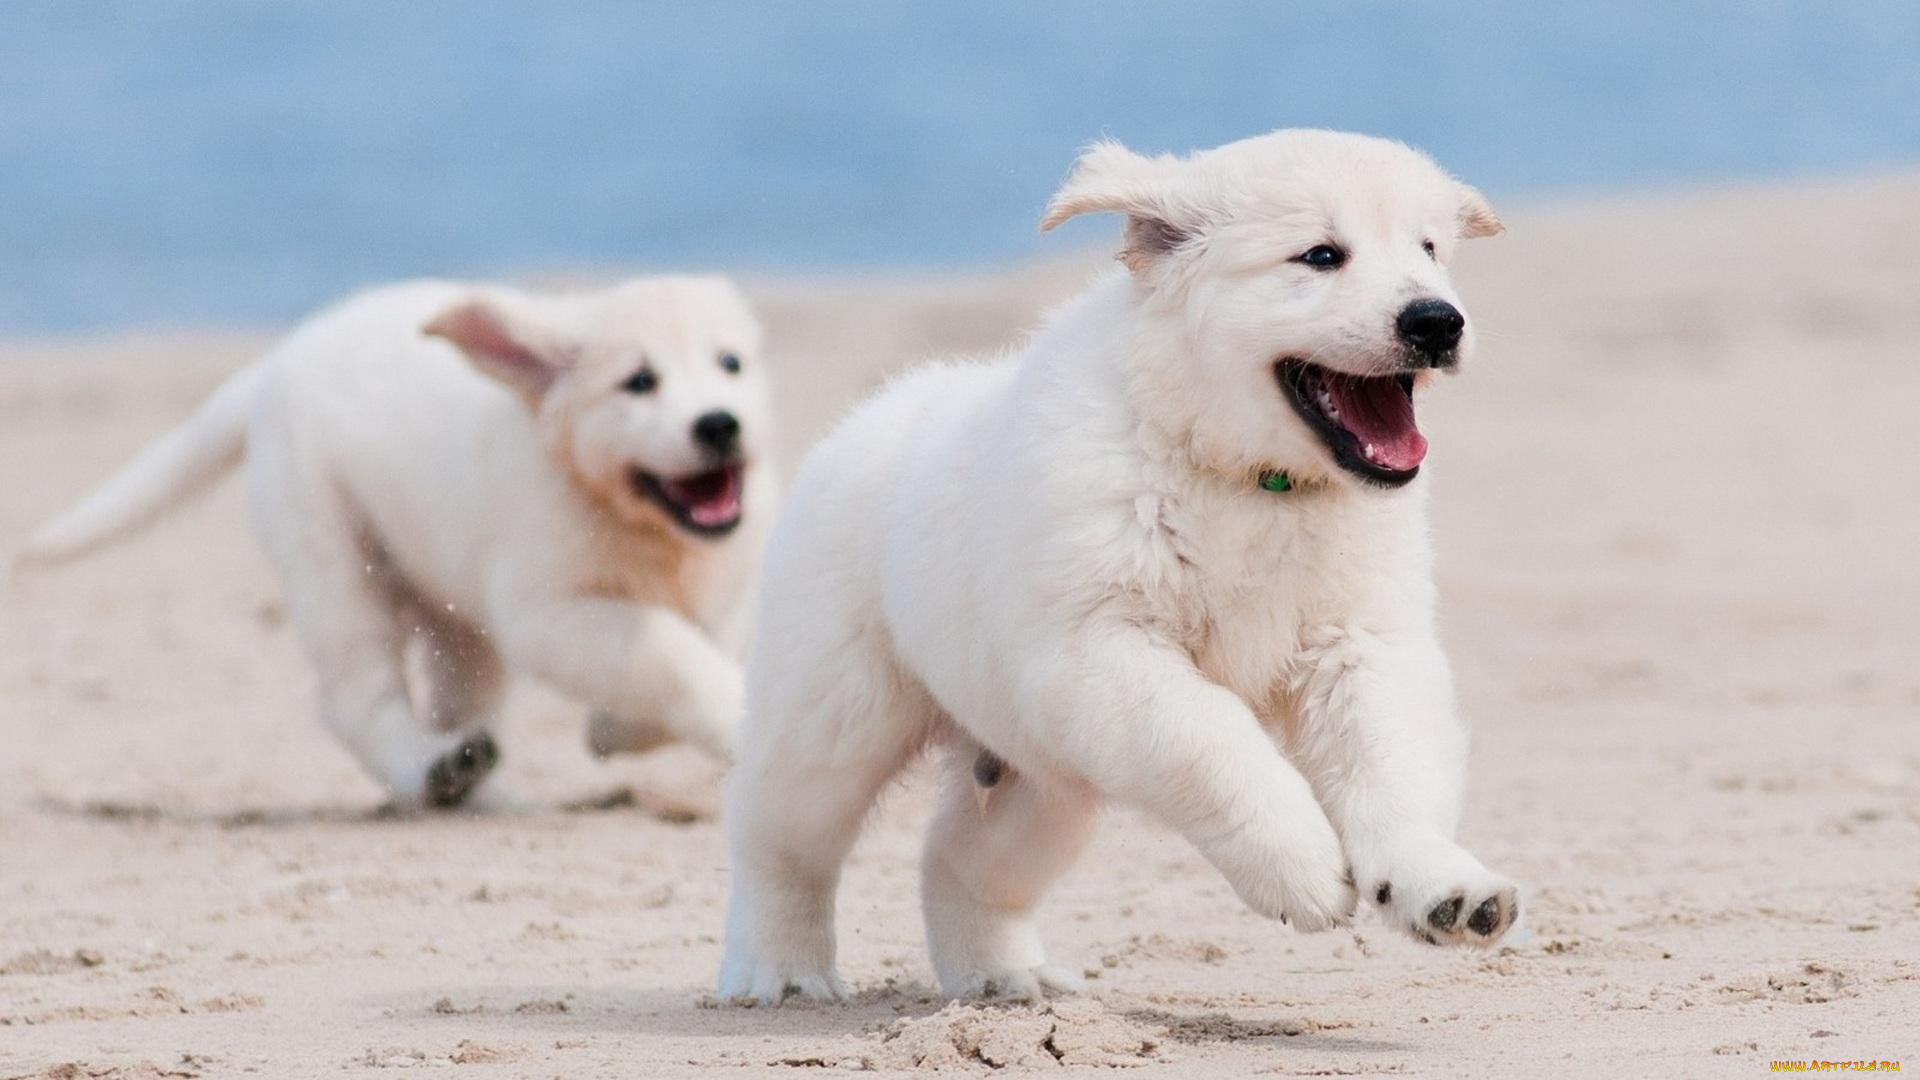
1427;895;1464;932
1466;896;1501;936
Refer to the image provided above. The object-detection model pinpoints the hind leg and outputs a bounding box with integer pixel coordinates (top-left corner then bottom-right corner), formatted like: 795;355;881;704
248;450;495;807
407;601;505;733
404;602;508;806
313;612;498;808
718;648;931;1004
922;745;1099;999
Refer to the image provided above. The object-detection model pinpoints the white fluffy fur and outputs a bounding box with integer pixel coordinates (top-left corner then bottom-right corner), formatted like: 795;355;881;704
21;277;773;806
720;129;1516;1004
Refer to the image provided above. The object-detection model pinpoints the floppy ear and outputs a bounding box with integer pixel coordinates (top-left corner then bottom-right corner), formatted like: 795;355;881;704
1040;140;1206;272
422;296;574;402
1457;183;1504;239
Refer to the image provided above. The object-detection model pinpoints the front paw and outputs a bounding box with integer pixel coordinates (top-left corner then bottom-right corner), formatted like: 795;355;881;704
585;710;675;758
1211;815;1358;931
1282;853;1361;933
1362;842;1519;946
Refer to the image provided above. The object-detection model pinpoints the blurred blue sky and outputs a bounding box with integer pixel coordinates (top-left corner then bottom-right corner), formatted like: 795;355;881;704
2;1;1917;332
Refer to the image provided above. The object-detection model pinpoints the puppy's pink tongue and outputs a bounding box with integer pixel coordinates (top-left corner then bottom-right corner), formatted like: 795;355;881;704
664;466;744;527
1328;377;1427;471
689;486;740;528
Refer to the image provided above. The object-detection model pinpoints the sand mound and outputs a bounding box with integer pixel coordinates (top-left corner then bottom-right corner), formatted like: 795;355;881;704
1719;963;1857;1005
858;999;1163;1071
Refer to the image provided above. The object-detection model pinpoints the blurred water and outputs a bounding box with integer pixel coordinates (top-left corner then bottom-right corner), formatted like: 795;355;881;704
2;1;1916;333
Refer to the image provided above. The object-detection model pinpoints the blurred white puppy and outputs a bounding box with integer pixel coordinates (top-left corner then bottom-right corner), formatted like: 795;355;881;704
721;129;1515;1003
21;277;772;807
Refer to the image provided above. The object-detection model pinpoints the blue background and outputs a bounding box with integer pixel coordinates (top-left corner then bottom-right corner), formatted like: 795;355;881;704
2;1;1916;332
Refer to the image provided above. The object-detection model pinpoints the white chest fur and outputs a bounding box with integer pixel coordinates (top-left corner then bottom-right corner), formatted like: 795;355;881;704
1127;472;1434;714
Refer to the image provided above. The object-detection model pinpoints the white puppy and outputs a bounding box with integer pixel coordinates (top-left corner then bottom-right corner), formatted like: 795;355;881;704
21;277;772;807
720;129;1516;1004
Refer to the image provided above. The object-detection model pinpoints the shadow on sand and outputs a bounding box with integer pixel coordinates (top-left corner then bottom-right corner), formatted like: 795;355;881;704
36;783;707;830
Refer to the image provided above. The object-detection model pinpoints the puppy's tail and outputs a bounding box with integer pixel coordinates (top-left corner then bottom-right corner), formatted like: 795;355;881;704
16;362;264;569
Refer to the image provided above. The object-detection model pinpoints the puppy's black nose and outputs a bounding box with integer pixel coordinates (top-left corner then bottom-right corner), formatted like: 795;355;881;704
1396;299;1465;366
692;410;741;454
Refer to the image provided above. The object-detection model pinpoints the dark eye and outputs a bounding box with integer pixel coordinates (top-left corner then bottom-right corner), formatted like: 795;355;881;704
719;352;741;374
621;367;658;394
1295;244;1346;270
1422;239;1437;259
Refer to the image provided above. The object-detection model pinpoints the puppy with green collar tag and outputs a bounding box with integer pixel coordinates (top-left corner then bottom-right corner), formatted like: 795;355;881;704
721;129;1516;1004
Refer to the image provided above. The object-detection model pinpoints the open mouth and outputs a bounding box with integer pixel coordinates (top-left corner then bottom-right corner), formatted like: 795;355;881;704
632;463;745;537
1275;360;1427;486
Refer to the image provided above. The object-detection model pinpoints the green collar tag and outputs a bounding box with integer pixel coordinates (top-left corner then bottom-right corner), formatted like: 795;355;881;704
1258;470;1293;493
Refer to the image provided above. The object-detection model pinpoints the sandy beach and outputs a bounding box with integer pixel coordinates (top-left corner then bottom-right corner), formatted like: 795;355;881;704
3;174;1919;1077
